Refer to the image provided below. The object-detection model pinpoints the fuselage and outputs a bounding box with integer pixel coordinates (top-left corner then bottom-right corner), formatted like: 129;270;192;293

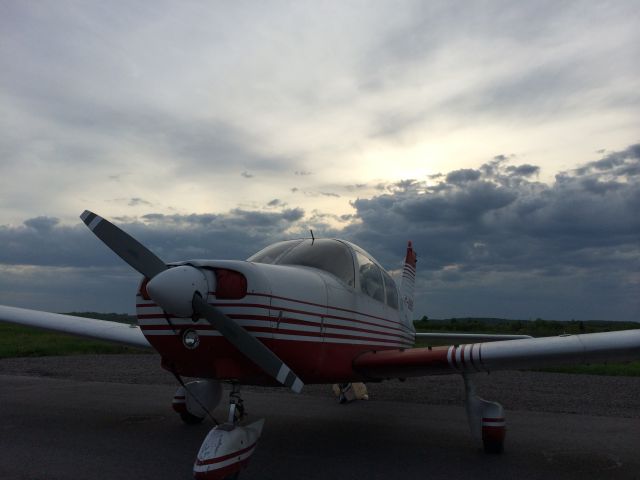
136;239;415;384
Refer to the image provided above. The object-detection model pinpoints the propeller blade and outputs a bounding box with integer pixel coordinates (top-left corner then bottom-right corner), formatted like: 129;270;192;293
193;295;304;393
80;210;167;279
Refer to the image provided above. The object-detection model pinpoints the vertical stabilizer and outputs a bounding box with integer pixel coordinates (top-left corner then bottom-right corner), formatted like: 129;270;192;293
401;241;417;311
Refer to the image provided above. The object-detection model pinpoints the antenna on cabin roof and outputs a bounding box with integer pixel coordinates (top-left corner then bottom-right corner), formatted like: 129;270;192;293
310;229;315;245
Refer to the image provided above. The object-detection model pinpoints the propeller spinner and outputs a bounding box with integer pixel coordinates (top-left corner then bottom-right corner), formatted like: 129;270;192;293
80;210;304;393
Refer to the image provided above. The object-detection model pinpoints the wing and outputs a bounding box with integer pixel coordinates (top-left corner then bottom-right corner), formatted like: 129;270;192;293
355;329;640;379
0;305;151;349
415;332;532;343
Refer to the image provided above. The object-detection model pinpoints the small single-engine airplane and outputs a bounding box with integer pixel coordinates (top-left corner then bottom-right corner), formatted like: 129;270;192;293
1;211;640;479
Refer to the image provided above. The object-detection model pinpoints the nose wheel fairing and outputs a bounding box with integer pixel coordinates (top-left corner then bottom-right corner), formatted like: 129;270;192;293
193;385;264;480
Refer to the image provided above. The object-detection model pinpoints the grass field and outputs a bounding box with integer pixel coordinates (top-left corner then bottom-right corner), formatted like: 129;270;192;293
539;362;640;376
0;318;149;359
414;317;640;376
1;314;639;376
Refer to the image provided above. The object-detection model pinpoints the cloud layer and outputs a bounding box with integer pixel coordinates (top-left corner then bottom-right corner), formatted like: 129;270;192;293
1;2;638;225
344;144;640;320
1;145;638;320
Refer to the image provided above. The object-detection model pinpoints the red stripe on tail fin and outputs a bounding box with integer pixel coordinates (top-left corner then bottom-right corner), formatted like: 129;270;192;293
401;241;417;311
405;241;417;269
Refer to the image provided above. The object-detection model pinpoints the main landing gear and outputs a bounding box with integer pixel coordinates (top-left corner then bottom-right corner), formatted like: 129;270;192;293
172;379;222;424
192;383;265;480
463;374;506;454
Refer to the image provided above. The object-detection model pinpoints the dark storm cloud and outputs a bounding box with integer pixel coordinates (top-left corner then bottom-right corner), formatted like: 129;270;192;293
0;206;311;311
573;144;640;176
505;164;539;177
2;146;639;320
23;216;59;232
341;144;640;320
0;207;309;272
388;179;420;193
445;169;481;184
0;219;118;268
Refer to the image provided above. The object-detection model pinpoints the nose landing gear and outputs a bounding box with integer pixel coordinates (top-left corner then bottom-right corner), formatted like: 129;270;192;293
193;384;264;480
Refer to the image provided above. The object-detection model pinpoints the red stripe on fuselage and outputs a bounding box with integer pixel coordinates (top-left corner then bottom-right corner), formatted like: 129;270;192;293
137;299;414;340
138;312;413;341
140;323;411;347
225;292;411;330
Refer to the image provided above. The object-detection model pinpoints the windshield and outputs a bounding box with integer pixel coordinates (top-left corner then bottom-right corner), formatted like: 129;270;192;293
249;239;355;287
247;239;302;264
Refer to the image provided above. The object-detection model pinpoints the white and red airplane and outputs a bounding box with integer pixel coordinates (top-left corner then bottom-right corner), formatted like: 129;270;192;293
1;210;639;479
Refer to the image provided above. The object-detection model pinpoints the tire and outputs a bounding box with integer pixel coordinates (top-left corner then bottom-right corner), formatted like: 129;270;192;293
483;438;504;454
180;411;205;425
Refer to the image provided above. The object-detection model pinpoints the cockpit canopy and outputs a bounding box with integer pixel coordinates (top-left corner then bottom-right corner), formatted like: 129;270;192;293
248;239;355;286
248;239;399;309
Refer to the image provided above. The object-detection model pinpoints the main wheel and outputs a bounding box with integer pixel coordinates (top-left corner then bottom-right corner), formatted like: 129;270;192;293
180;411;205;425
483;437;504;454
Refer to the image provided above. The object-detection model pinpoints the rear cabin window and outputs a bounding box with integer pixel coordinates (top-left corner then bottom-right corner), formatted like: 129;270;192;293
355;251;385;303
249;239;355;287
382;271;399;309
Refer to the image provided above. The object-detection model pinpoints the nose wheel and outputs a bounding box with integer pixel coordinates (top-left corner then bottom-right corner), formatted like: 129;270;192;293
228;383;246;424
171;380;222;425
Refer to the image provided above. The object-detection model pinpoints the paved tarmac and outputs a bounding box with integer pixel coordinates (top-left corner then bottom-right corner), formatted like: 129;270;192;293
1;374;639;480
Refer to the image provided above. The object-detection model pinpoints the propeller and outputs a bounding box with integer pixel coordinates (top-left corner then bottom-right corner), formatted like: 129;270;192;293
80;210;303;393
80;210;166;279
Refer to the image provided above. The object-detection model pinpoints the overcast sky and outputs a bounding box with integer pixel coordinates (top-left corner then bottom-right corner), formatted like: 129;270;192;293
1;1;638;321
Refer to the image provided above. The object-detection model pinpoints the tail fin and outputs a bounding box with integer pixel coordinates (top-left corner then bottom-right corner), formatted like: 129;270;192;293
401;241;417;311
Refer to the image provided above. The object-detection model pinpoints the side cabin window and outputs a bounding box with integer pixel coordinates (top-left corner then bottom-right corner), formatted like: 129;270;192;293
382;271;399;310
355;251;385;303
251;239;355;287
